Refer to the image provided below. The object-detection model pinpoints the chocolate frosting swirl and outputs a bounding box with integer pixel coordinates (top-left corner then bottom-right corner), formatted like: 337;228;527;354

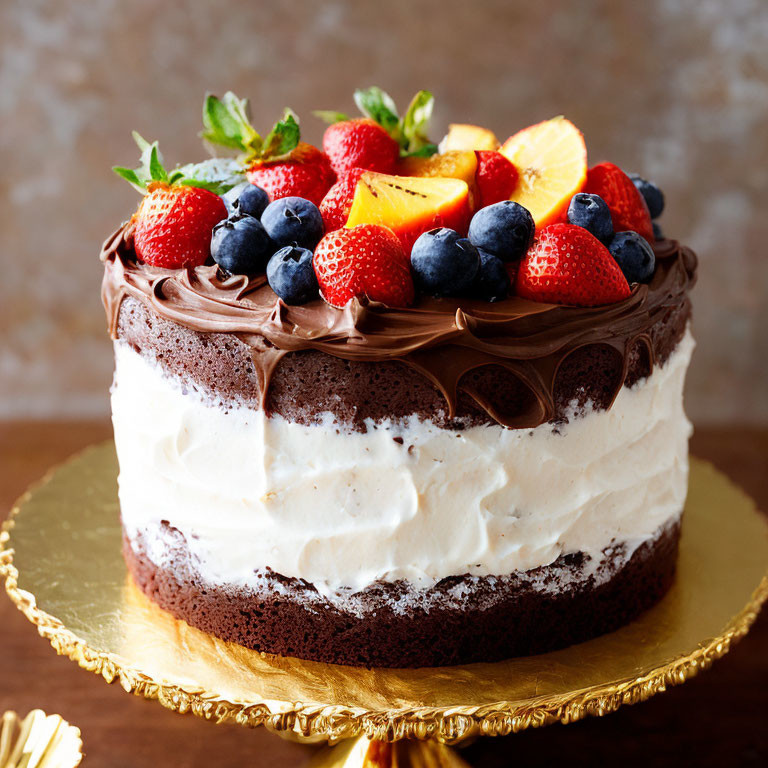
101;223;697;428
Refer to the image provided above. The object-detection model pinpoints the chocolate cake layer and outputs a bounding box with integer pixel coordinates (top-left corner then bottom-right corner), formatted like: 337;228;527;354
103;226;697;430
124;520;680;668
115;294;690;430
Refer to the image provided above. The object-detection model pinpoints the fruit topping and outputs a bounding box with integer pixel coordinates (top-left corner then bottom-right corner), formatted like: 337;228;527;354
316;87;438;158
474;150;519;209
202;92;334;205
410;228;480;297
439;123;500;152
629;174;665;219
500;117;587;227
313;224;415;308
566;192;614;244
608;231;656;284
261;196;324;250
468;200;535;262
113;133;227;269
398;150;478;190
267;245;319;304
233;184;269;219
211;214;274;274
473;248;511;303
321;118;399;176
319;167;367;231
516;223;631;307
584;163;654;242
345;172;472;254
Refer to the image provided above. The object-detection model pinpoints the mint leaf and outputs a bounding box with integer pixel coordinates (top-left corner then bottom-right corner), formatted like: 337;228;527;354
402;143;438;158
175;158;246;194
259;109;300;160
312;109;351;125
354;87;400;136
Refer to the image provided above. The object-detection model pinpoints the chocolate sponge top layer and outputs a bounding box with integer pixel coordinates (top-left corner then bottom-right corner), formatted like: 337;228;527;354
103;227;696;430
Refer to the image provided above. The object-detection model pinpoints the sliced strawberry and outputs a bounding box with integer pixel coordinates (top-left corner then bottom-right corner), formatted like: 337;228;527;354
319;167;367;230
475;150;519;209
313;224;415;308
322;118;399;177
516;223;631;307
584;162;654;242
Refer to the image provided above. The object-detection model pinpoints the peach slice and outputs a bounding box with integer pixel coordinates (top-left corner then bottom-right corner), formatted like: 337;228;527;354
500;116;587;227
439;123;500;152
345;171;472;254
398;150;478;187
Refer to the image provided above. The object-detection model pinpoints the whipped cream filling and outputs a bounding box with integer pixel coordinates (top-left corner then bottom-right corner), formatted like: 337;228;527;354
113;329;694;597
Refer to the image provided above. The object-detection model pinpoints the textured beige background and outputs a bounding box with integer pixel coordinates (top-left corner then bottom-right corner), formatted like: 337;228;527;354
1;0;766;422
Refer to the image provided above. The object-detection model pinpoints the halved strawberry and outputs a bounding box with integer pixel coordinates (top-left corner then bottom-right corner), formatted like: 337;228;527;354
475;150;519;209
202;92;334;205
113;133;227;268
584;162;654;242
516;223;631;307
319;167;367;230
313;224;414;308
321;118;399;177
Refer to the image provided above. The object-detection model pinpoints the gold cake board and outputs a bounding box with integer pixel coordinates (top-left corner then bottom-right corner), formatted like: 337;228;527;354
1;444;767;767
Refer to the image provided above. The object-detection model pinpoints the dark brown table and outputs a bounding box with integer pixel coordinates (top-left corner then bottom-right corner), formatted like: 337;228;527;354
1;423;766;767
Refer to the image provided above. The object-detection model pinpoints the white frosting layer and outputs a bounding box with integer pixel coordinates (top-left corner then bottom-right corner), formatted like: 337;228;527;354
113;329;694;596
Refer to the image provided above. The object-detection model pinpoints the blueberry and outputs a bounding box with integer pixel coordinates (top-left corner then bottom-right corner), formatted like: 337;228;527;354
567;193;614;244
233;184;270;219
411;228;481;297
266;246;318;304
629;174;665;219
468;201;534;262
608;231;656;284
211;214;274;274
222;182;250;215
652;221;664;241
261;196;324;250
473;248;510;302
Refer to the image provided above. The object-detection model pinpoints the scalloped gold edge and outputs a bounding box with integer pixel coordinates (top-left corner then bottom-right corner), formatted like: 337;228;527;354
1;457;767;745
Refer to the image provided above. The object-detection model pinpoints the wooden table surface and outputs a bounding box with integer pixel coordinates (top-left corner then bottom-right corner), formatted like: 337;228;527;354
0;422;766;768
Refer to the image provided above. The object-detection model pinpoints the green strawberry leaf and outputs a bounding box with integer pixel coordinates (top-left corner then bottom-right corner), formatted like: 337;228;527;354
259;109;301;160
353;86;400;137
201;92;301;165
402;143;439;158
112;166;146;194
201;91;261;154
312;110;351;125
400;90;437;156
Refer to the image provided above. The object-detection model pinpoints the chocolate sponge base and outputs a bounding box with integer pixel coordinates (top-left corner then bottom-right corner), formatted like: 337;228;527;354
123;519;680;668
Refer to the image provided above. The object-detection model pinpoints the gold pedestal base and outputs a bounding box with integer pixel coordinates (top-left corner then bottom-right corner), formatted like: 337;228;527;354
1;444;767;763
311;735;470;767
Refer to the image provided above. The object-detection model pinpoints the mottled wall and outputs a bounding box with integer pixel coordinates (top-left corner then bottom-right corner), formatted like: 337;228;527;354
1;0;766;422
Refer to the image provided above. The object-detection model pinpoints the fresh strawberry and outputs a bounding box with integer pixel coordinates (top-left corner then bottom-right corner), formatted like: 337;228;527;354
313;224;415;308
247;142;334;205
584;162;654;241
113;133;228;268
475;150;518;208
315;86;439;159
202;92;334;206
321;118;399;177
516;223;631;307
319;167;367;230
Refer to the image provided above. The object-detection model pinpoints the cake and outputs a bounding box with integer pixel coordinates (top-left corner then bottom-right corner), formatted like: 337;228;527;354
102;88;696;668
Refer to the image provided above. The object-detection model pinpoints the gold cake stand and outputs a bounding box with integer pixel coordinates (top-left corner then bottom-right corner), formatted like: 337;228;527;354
1;444;767;768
